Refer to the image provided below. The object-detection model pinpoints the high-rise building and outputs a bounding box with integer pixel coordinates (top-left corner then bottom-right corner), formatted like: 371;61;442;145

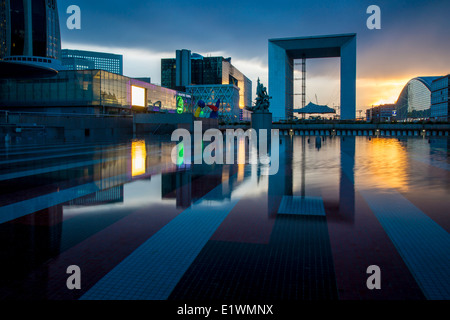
0;0;61;63
61;56;95;71
431;75;450;122
365;104;396;122
61;49;124;75
176;49;191;89
0;0;7;59
161;58;176;89
161;50;252;121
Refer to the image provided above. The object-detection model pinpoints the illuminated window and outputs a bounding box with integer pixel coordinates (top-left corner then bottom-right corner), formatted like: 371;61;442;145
131;86;146;107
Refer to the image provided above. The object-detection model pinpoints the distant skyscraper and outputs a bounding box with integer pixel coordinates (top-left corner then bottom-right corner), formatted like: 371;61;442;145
161;57;176;89
176;49;191;89
0;0;61;60
61;49;123;75
161;49;192;90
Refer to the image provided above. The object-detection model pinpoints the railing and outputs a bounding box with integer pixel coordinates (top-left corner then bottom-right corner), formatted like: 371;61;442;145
0;110;133;119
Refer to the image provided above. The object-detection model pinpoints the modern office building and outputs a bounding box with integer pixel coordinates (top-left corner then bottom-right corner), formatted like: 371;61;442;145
366;104;396;122
431;75;450;121
61;56;95;71
395;77;439;121
161;50;252;121
176;49;192;89
62;49;123;75
161;57;177;89
0;0;63;71
0;69;189;114
0;0;7;59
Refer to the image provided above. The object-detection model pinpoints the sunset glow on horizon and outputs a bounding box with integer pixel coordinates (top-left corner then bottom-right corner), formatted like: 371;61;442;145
357;77;414;108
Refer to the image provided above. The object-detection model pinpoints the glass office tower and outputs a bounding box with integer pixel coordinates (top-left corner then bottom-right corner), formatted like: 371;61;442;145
0;0;61;60
161;58;177;89
0;0;9;59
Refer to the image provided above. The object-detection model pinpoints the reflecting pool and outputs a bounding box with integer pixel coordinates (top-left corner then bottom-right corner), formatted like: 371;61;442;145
0;135;449;300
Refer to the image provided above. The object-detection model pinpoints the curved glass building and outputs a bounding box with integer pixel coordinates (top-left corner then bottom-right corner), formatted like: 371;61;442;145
0;0;61;66
396;77;439;121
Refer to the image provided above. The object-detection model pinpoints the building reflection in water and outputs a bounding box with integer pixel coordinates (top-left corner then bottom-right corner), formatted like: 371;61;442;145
268;136;293;216
132;140;147;177
339;136;356;222
267;135;356;223
0;205;63;299
159;133;264;209
0;138;165;298
4;133;439;299
429;137;450;162
68;185;124;206
237;136;246;182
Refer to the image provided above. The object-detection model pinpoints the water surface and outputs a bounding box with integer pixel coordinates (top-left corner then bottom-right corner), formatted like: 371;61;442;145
0;135;448;300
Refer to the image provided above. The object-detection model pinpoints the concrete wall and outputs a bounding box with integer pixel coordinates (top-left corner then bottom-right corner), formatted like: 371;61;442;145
340;36;357;121
269;42;293;121
2;113;133;142
134;113;218;134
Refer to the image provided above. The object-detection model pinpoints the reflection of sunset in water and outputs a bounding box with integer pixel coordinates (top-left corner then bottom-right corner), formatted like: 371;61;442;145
1;133;449;301
132;140;147;177
359;138;409;191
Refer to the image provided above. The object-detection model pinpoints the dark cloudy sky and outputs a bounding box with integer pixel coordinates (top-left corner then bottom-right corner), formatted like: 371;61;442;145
58;0;450;110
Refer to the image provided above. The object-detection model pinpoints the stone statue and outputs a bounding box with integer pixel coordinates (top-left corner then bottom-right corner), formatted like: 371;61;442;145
248;78;271;113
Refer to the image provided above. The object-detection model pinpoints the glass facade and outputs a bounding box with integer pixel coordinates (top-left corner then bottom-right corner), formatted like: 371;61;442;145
0;70;180;113
396;77;438;121
161;52;252;120
186;84;240;122
62;57;96;70
0;0;61;60
0;0;8;59
32;0;46;57
191;57;224;85
142;80;179;111
161;58;176;89
431;75;450;120
46;0;60;60
62;49;123;75
9;0;25;56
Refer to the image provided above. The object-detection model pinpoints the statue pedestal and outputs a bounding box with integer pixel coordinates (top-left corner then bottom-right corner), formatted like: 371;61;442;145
251;112;272;133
